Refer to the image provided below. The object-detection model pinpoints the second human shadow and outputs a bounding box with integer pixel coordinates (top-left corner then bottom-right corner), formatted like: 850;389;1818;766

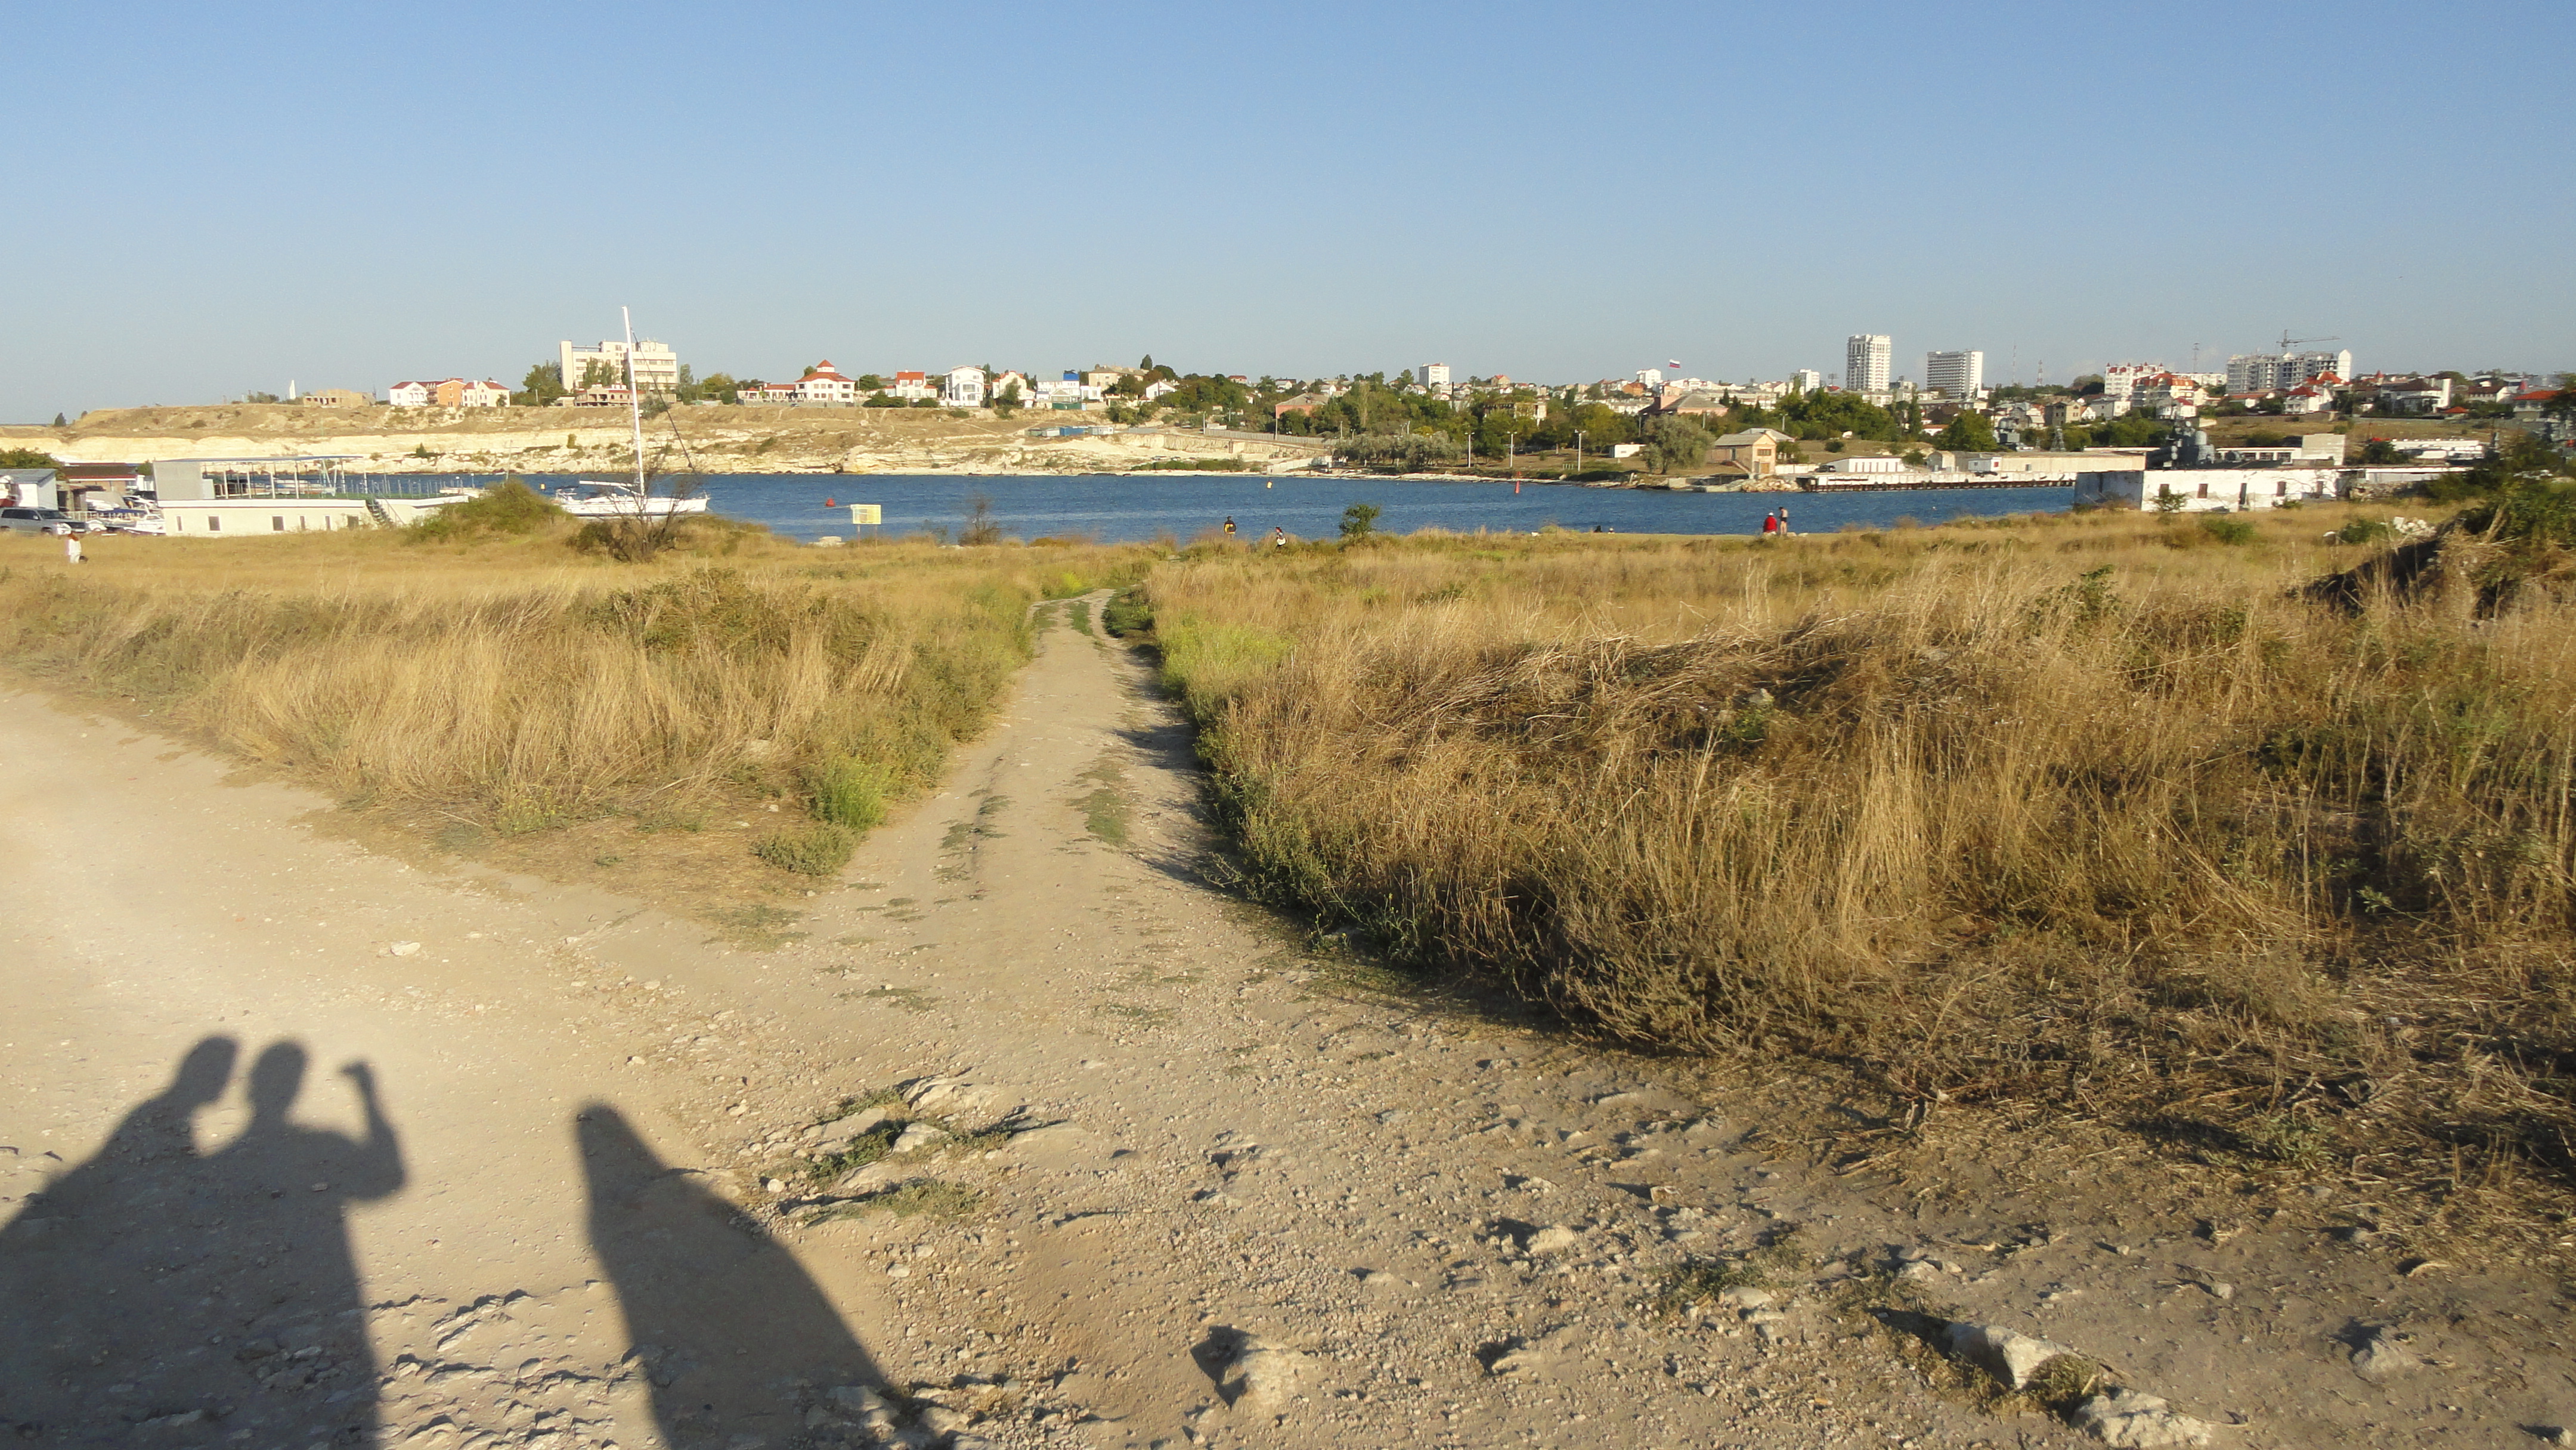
578;1104;884;1449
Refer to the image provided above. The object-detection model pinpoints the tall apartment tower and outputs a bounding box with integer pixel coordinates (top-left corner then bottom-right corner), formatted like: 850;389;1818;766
1844;334;1892;394
1791;368;1822;393
1923;349;1984;399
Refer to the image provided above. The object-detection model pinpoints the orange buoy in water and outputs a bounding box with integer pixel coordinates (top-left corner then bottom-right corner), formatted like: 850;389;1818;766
825;497;836;507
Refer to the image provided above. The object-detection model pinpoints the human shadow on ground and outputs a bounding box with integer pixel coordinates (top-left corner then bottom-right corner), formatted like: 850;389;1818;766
578;1104;884;1449
0;1037;405;1444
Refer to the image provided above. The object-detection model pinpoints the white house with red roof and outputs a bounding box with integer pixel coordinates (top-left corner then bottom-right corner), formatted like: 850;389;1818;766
790;360;860;404
2280;373;2342;416
890;370;933;402
2513;388;2567;421
2131;371;2209;417
736;361;865;406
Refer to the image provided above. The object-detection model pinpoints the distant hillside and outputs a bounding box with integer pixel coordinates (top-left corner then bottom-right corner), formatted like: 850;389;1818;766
0;404;1329;475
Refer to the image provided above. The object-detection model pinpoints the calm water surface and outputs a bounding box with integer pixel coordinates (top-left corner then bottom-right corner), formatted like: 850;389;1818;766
434;472;2072;543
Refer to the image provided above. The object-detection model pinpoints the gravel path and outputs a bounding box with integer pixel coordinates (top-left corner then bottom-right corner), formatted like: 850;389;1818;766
2;599;2568;1449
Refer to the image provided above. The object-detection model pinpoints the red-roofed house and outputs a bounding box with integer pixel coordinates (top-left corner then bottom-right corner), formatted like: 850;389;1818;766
791;360;859;405
2281;373;2341;417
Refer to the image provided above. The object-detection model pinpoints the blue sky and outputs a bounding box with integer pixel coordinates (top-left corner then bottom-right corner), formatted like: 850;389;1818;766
3;1;2568;420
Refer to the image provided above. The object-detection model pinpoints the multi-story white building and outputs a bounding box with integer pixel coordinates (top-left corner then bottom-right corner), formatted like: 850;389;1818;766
1421;362;1451;393
1634;367;1663;391
1922;349;1984;400
1844;335;1891;394
940;365;987;408
1791;368;1822;393
890;371;933;402
2224;349;2352;396
561;337;680;397
2099;363;2166;401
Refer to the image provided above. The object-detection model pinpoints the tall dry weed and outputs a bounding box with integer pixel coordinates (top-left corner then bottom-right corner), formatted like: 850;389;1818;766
1151;515;2576;1182
0;532;1146;849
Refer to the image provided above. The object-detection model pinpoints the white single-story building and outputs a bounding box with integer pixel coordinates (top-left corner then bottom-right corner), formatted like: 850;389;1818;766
158;498;376;535
2075;469;2340;512
2077;464;2471;511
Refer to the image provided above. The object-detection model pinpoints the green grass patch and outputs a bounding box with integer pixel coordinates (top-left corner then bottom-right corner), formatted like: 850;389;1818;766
808;756;896;831
1103;588;1154;637
850;984;940;1013
804;1178;985;1223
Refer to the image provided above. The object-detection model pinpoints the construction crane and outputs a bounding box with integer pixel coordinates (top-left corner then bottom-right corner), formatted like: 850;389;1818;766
2278;330;2340;354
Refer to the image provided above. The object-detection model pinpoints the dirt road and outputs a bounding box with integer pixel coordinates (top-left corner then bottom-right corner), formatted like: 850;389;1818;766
4;599;2569;1449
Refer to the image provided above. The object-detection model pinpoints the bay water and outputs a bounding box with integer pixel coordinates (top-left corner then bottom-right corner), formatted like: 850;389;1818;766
423;472;2072;544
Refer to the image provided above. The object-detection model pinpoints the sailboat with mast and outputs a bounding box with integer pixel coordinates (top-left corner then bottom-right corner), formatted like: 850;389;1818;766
553;306;714;519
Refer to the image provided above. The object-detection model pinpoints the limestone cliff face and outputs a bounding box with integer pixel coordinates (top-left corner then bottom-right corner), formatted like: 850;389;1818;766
0;404;1329;475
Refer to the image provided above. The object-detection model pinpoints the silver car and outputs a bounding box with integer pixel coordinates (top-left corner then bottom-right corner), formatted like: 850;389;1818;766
0;506;85;535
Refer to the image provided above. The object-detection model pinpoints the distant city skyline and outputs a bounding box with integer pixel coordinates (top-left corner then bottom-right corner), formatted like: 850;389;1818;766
2;1;2569;422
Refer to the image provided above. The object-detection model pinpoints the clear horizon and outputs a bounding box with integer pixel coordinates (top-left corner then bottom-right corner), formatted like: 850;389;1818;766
4;1;2569;423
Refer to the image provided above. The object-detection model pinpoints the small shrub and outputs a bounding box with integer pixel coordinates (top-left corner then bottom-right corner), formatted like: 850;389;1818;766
1340;503;1383;540
753;822;857;875
2198;513;2257;546
809;757;894;831
2336;518;2394;545
1658;1256;1769;1313
408;479;566;541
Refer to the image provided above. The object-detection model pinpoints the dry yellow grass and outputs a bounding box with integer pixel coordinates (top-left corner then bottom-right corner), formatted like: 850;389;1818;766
0;528;1148;877
1145;506;2576;1187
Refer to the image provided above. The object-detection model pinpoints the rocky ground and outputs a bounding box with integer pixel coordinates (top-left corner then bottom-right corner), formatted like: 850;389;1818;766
3;596;2572;1449
0;405;1327;476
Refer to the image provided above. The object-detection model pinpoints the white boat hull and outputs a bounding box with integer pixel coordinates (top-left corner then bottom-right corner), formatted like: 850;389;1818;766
554;487;711;519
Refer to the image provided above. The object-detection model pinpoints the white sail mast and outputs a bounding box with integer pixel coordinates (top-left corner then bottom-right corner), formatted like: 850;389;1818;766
621;305;648;504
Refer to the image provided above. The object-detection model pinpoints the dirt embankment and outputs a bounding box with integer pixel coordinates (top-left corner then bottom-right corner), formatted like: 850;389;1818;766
0;404;1331;476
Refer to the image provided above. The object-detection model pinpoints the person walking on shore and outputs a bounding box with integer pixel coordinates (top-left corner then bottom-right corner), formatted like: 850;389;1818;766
1777;506;1791;537
1222;516;1237;538
64;531;83;564
1269;526;1287;549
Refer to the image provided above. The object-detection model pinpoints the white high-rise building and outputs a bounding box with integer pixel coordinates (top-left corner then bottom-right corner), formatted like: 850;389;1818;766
1844;334;1891;394
1923;349;1984;400
561;337;680;396
1420;362;1451;391
2225;349;2353;395
1791;368;1822;393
